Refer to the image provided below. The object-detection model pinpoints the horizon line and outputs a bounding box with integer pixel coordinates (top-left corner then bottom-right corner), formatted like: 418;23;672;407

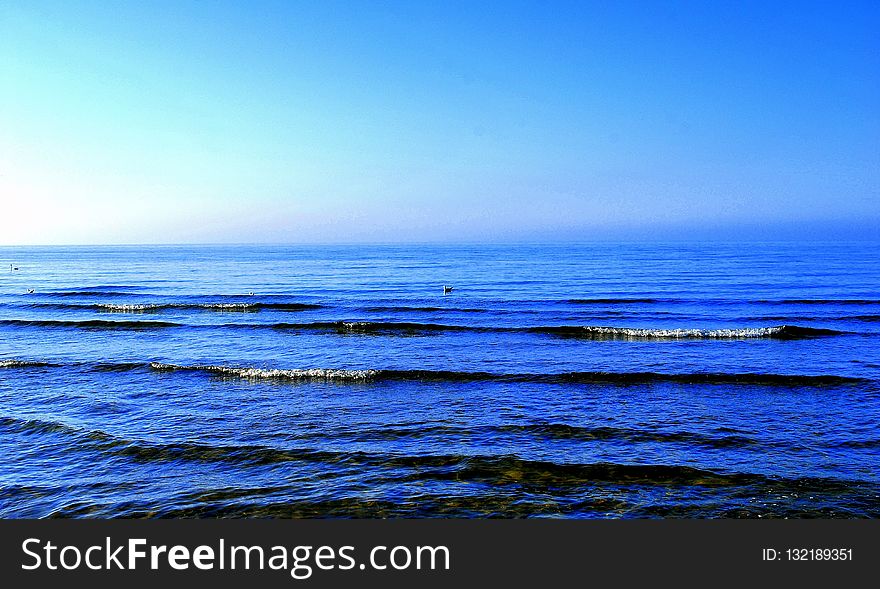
2;238;880;248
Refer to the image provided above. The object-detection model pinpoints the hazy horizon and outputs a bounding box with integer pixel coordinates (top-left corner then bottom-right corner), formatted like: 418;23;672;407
2;1;878;245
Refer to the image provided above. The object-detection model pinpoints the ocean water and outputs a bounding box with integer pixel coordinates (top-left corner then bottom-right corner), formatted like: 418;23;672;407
1;242;878;518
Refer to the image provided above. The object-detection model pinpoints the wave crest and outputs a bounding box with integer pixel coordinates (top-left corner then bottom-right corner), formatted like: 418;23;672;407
532;325;842;339
97;302;320;313
0;360;57;368
99;304;162;312
145;363;867;386
0;319;180;329
149;363;379;381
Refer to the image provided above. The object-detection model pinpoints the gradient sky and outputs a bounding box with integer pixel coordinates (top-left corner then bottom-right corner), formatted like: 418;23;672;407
1;1;878;244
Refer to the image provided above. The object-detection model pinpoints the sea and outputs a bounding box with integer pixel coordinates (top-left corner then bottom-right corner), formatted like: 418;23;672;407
0;242;878;518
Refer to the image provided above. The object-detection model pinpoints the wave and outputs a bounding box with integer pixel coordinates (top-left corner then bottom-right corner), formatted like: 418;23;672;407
0;316;847;339
0;359;59;368
270;321;473;334
91;362;154;372
0;416;765;479
270;321;842;339
19;302;321;313
3;412;878;518
849;315;880;322
97;302;320;313
3;414;869;498
0;414;849;456
0;415;81;436
1;414;873;473
335;422;761;449
97;304;163;313
837;439;880;449
150;363;379;381
148;363;869;386
0;319;181;329
529;325;843;339
2;359;867;387
494;423;759;448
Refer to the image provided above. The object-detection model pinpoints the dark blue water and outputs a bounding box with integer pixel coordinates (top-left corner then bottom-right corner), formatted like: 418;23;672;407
1;243;879;518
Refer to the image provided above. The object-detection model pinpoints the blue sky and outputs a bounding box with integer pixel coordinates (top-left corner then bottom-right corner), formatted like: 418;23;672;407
1;0;878;244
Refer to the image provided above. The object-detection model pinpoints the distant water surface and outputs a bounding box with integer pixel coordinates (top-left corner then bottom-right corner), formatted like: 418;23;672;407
1;242;878;517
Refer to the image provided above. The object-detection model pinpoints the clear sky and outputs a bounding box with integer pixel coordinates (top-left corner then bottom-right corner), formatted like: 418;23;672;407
1;1;878;244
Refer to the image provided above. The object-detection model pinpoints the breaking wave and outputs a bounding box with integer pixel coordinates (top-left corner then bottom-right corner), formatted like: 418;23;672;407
0;317;846;339
0;319;181;329
97;302;320;313
0;360;58;368
147;363;868;386
2;359;867;387
530;325;843;339
149;363;379;381
270;321;842;339
16;302;321;313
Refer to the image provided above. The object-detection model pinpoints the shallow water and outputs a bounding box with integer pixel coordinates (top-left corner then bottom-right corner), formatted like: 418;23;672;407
1;242;878;517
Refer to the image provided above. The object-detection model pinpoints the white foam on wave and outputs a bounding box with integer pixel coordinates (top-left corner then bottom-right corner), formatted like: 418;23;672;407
201;303;260;310
576;326;789;338
99;304;161;312
0;360;49;368
100;302;261;311
149;362;378;381
97;303;260;313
